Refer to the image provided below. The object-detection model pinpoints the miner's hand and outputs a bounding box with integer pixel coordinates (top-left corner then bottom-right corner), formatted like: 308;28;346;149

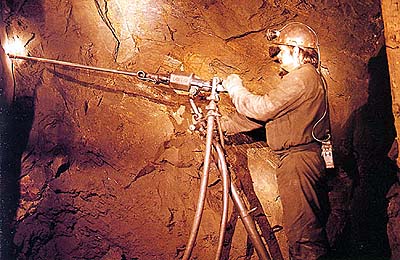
222;74;243;97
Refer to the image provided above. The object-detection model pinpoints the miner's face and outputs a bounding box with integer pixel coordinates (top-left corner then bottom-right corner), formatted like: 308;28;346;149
277;45;301;72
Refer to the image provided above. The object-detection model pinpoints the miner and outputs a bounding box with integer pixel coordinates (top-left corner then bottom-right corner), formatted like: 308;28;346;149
221;22;332;260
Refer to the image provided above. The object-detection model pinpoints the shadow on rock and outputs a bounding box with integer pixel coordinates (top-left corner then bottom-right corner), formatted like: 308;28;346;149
329;46;397;259
1;96;35;259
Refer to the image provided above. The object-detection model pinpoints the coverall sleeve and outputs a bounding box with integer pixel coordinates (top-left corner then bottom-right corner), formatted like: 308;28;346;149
229;77;306;121
220;111;264;135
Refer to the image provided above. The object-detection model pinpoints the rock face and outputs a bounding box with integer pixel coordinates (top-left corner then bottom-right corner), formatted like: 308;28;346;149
1;0;399;259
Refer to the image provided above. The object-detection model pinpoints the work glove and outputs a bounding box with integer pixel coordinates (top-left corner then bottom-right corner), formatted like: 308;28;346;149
222;74;243;98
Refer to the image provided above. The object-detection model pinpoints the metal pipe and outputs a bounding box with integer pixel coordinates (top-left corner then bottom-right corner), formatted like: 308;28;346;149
216;114;225;149
7;54;138;77
182;101;216;260
230;180;271;260
213;141;230;260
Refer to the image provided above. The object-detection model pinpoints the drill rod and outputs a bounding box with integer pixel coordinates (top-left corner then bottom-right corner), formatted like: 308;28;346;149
7;54;138;77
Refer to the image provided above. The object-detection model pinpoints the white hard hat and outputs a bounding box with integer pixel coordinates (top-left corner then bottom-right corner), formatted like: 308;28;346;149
266;22;319;49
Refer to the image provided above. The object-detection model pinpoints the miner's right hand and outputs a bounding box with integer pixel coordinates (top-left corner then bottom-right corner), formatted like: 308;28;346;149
222;74;243;97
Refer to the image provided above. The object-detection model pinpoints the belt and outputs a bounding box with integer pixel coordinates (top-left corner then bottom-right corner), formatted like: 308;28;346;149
274;141;320;156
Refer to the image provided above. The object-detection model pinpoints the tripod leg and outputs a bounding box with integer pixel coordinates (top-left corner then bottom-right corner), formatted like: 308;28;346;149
213;142;271;260
214;141;231;260
230;181;271;260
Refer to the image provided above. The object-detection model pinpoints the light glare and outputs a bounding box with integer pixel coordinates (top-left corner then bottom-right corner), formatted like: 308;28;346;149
4;37;26;56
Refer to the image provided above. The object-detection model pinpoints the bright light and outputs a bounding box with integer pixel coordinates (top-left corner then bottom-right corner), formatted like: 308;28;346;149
3;37;26;56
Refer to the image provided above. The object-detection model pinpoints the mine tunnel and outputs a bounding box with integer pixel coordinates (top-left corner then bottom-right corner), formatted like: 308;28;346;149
1;0;400;259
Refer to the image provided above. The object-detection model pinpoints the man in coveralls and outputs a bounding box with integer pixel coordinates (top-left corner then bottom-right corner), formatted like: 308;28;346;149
221;22;331;260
